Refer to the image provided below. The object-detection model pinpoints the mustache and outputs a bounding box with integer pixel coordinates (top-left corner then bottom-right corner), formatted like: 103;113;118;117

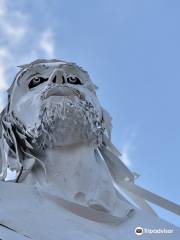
40;85;85;101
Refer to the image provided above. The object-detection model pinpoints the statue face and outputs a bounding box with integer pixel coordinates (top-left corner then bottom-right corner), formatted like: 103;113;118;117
8;61;104;149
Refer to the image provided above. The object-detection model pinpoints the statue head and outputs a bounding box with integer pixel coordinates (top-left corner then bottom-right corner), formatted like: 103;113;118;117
0;59;114;180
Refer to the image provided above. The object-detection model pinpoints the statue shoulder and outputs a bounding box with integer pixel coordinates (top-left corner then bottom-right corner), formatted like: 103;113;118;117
0;224;30;240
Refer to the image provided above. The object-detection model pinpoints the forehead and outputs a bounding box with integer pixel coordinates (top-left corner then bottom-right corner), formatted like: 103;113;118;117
17;62;91;84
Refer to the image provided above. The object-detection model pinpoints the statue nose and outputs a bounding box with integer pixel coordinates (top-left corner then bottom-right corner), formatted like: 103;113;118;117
48;69;66;85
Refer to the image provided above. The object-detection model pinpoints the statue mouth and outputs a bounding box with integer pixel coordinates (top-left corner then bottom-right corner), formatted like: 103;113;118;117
41;86;85;101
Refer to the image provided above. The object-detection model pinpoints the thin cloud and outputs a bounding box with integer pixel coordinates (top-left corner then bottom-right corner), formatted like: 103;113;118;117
121;143;132;167
0;0;6;16
0;47;12;112
0;0;27;45
0;65;7;90
119;130;136;167
1;20;27;43
0;1;55;112
39;30;55;58
0;47;12;90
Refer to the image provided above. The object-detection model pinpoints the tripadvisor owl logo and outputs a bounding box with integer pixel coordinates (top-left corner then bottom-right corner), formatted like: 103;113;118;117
135;227;144;236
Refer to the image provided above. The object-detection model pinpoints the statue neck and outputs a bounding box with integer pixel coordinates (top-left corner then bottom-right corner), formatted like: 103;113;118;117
43;143;101;199
24;142;117;209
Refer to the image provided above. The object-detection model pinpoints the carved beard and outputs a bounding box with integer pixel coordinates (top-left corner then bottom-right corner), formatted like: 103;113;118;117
30;97;104;150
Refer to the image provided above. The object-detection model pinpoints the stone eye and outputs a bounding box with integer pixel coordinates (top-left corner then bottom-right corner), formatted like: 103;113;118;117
66;76;82;85
29;77;48;89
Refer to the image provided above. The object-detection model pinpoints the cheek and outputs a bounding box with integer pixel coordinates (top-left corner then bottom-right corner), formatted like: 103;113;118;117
78;87;102;118
10;88;44;129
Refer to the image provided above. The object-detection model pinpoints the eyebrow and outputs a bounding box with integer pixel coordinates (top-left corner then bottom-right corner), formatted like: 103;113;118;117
17;71;40;85
26;73;40;81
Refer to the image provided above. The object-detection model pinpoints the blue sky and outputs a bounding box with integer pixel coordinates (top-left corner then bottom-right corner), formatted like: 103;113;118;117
0;0;179;226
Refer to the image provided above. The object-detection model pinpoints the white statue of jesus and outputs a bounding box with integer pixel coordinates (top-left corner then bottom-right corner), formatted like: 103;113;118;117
0;59;179;239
